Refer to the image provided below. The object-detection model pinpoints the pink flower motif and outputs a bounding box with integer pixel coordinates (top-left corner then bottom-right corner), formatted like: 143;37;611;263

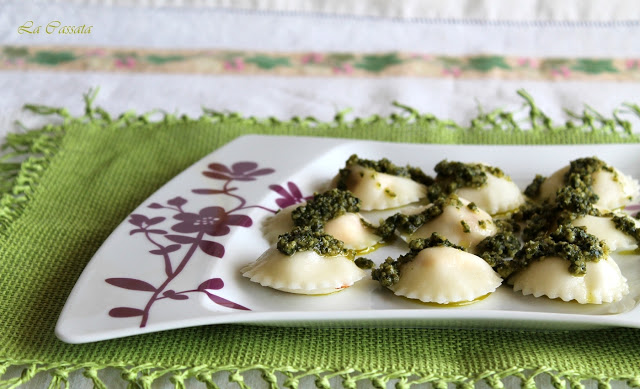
625;203;640;211
551;66;571;79
269;182;312;209
115;57;136;69
517;58;540;68
203;162;274;182
223;57;245;71
6;58;25;67
301;53;324;64
332;63;354;74
171;206;252;237
442;67;462;78
342;63;354;73
626;59;640;69
87;48;106;57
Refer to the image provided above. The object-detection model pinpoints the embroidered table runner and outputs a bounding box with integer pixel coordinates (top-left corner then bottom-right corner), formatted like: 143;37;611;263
1;92;640;388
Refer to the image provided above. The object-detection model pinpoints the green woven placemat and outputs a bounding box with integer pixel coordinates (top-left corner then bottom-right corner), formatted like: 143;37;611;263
2;90;640;388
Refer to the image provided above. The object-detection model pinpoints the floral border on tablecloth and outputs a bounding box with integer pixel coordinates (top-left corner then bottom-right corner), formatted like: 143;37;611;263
1;45;640;81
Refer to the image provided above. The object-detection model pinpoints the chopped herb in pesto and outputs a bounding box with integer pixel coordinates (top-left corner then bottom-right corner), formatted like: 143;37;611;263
494;218;521;234
475;232;521;278
336;154;434;190
277;226;354;257
291;189;360;230
427;160;506;202
555;176;599;215
371;258;400;287
461;220;471;233
524;174;546;198
512;225;608;276
375;195;464;239
566;157;614;182
511;198;599;242
612;214;640;244
355;257;375;270
371;233;465;287
511;202;564;242
467;202;479;212
548;157;617;214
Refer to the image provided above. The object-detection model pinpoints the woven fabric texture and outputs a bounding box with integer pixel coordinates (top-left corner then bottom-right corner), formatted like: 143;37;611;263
1;91;640;388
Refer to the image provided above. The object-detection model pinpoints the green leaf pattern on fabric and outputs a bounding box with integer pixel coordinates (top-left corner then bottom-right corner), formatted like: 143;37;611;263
1;45;640;80
145;55;186;65
245;55;291;69
467;56;511;71
28;51;76;65
354;53;403;72
3;46;29;57
571;59;618;74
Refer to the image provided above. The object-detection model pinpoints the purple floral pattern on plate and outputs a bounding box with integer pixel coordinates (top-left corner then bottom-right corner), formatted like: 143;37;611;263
106;160;309;328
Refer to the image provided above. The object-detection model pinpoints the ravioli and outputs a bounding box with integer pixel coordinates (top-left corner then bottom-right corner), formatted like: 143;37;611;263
241;247;366;295
263;206;381;250
592;169;640;210
323;213;382;250
510;256;629;304
390;246;502;304
571;214;640;252
408;197;497;249
536;166;569;203
261;203;299;244
339;165;427;211
535;160;639;210
455;171;525;215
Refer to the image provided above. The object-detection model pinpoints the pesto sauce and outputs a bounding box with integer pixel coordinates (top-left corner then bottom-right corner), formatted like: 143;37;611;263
555;177;599;214
524;174;546;198
567;157;614;182
277;226;355;257
355;257;375;270
494;218;521;234
427;160;506;202
370;233;465;287
512;225;608;276
475;232;521;278
553;157;617;213
291;188;360;230
503;159;616;277
336;154;434;190
612;214;640;244
511;199;599;243
375;195;464;239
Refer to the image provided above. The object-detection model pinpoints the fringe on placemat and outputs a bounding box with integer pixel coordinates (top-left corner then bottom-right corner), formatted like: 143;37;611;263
2;360;640;389
3;88;639;238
